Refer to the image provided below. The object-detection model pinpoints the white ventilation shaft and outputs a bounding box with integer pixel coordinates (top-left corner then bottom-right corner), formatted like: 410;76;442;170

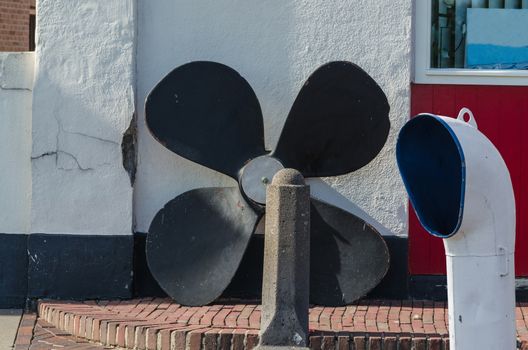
396;108;516;350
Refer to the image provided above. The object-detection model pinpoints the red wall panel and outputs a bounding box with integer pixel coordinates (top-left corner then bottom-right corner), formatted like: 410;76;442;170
410;84;528;276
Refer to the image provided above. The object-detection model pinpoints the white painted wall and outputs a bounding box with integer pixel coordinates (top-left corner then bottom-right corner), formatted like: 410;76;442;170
31;0;135;235
0;53;33;234
135;0;412;236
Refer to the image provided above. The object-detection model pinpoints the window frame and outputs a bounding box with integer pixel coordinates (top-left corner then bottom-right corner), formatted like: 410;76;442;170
414;0;528;86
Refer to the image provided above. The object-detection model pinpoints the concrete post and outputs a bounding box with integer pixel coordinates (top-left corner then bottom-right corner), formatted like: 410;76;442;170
257;169;310;350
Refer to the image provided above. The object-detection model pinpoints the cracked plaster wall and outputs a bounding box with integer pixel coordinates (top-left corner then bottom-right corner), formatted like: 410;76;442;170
31;0;135;235
16;1;411;236
135;0;412;236
0;52;33;234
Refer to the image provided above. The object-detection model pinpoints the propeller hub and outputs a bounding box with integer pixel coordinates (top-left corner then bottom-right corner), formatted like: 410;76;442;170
240;156;284;204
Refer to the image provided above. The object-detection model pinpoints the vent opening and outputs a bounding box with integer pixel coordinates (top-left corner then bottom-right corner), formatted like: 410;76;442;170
397;115;465;238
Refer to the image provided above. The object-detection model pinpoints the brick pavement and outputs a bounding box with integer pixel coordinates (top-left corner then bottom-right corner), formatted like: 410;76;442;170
13;312;35;350
25;298;528;349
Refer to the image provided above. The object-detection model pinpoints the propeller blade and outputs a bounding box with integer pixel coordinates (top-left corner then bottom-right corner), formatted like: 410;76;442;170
272;61;390;177
146;61;266;179
146;187;261;306
310;198;390;306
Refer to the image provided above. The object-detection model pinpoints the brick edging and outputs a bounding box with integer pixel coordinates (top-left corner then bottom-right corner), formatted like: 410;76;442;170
38;299;459;350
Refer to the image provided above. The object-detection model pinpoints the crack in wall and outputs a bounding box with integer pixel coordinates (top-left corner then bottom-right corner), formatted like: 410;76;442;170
30;101;131;177
30;115;117;172
30;151;56;160
31;150;94;171
54;115;119;145
60;128;119;145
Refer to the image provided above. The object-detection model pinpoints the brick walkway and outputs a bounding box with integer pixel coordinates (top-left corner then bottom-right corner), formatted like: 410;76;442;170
22;298;528;349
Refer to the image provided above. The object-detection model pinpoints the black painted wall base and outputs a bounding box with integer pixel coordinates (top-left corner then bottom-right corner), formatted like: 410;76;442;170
0;233;133;308
409;275;447;301
368;236;408;300
3;231;526;307
133;233;410;301
0;234;28;308
28;234;133;299
133;232;528;303
133;232;165;297
410;275;528;302
517;281;528;301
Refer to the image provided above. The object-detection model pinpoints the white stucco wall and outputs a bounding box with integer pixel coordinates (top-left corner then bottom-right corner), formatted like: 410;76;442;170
0;53;33;234
31;0;136;235
135;0;412;236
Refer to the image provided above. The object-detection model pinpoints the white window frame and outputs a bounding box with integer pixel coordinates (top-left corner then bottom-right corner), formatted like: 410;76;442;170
414;0;528;86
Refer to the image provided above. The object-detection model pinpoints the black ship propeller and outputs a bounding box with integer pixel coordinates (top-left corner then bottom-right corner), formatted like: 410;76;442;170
145;61;391;307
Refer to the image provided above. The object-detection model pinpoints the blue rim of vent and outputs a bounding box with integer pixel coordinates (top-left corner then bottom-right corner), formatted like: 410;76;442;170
396;114;465;238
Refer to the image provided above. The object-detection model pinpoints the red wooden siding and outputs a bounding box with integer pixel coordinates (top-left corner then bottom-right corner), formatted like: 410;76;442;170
410;84;528;276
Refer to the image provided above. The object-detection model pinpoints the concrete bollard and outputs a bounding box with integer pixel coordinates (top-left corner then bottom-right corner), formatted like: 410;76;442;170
256;169;310;350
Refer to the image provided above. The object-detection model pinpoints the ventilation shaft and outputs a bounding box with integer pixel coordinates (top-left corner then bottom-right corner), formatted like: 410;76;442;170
396;108;516;350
